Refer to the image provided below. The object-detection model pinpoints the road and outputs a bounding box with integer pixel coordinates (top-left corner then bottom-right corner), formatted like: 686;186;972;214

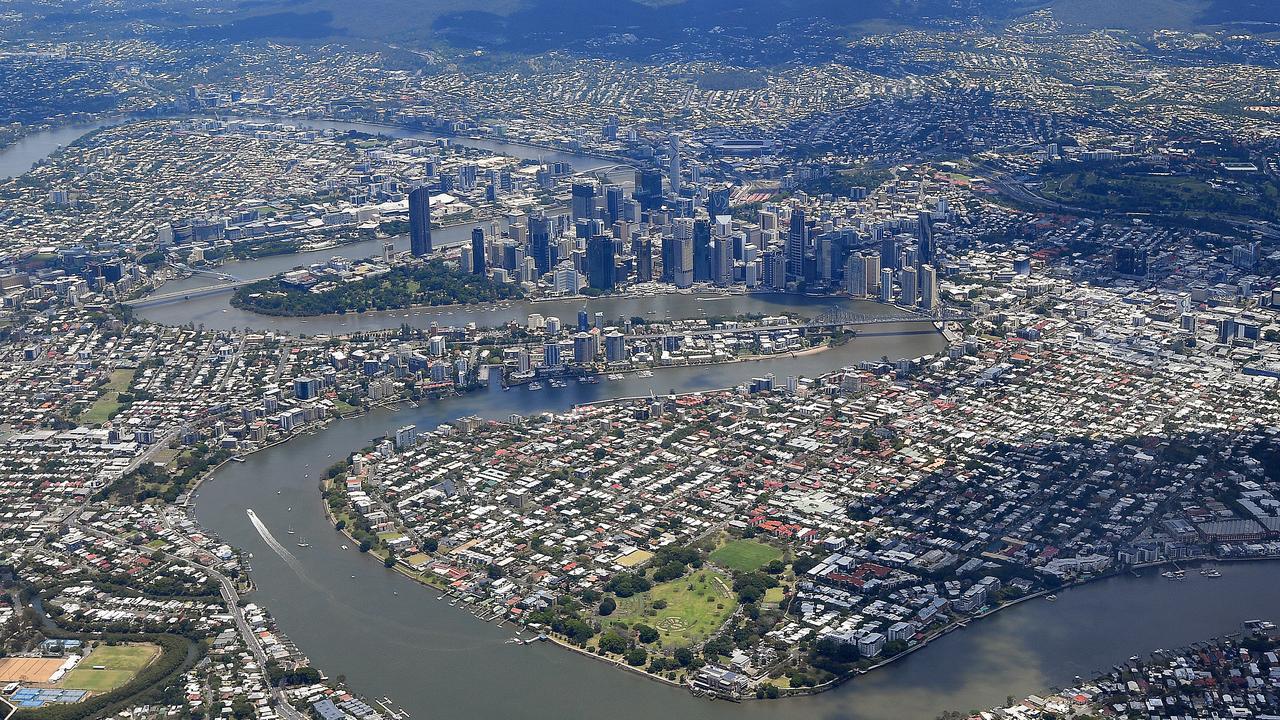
69;517;308;720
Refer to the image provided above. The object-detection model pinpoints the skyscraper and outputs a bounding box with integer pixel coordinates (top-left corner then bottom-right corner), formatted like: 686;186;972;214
409;186;432;257
672;230;694;289
634;168;664;211
668;134;682;194
787;208;806;279
899;266;918;307
879;268;894;303
471;227;486;275
586;235;616;291
605;185;624;226
762;249;786;291
692;218;713;283
633;237;653;282
707;184;731;218
845;252;868;297
712;236;733;287
571;182;596;222
917;210;934;263
920;264;938;312
880;232;899;271
529;215;553;276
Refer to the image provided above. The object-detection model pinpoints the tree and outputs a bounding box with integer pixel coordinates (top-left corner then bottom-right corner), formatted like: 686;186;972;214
605;572;650;598
652;561;686;582
598;631;628;654
599;596;617;616
674;646;694;667
635;624;659;644
423;537;439;553
624;647;648;666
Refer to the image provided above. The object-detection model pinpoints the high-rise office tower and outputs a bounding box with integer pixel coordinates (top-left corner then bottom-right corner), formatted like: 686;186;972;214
693;218;713;283
786;208;806;278
634;168;664;211
660;235;676;283
672;230;694;289
605;185;624;226
586;235;616;291
409;186;432;256
880;232;899;271
668;134;682;194
712;236;733;287
529;215;553;276
816;235;834;283
707;184;730;218
571;182;596;222
633;237;653;282
764;249;787;291
918;210;934;263
471;227;486;275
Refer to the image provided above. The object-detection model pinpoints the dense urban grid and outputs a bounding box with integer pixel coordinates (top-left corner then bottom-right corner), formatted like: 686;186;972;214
0;2;1277;720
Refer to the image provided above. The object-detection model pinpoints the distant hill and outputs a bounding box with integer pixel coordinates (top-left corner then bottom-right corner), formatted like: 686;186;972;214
22;0;1280;50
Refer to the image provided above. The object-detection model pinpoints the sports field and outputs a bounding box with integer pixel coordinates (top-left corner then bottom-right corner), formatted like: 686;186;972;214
61;644;160;692
0;657;63;683
709;539;782;572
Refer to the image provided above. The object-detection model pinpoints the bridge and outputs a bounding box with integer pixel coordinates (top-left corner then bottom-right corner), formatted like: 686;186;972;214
574;163;635;179
126;280;253;308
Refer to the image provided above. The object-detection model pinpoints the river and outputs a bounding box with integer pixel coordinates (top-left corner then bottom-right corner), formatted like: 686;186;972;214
192;386;1280;720
0;119;122;180
6;119;1278;720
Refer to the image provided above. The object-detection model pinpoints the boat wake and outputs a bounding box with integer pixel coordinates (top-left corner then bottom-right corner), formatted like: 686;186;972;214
246;508;305;574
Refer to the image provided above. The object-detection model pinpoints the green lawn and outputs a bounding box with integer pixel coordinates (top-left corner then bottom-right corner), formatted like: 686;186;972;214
611;570;735;648
80;369;135;425
62;643;159;692
1038;169;1280;221
710;539;782;572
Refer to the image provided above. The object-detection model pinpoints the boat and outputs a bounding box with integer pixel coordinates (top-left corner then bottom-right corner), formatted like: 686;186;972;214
230;456;246;463
341;544;348;550
296;543;310;548
1204;568;1221;578
1045;594;1057;602
287;527;295;534
607;373;624;381
528;382;544;391
637;370;654;378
